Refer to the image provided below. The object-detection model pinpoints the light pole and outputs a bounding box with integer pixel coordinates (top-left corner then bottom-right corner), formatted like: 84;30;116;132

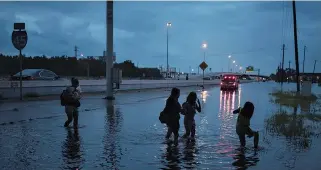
235;65;238;73
228;55;231;72
313;60;317;73
166;22;171;78
232;60;236;72
202;42;207;61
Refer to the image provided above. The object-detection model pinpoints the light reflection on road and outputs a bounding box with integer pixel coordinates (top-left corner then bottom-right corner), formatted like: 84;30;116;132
200;90;208;103
216;88;242;156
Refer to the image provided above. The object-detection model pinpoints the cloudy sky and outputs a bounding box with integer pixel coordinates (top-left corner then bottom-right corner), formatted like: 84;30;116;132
0;1;320;75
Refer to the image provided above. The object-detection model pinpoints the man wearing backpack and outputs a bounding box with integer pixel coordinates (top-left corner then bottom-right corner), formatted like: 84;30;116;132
61;78;82;128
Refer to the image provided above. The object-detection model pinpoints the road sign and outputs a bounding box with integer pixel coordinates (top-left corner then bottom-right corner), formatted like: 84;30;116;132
11;30;28;50
199;61;208;71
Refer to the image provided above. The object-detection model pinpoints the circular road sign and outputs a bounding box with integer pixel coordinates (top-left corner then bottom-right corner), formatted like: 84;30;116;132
11;30;28;50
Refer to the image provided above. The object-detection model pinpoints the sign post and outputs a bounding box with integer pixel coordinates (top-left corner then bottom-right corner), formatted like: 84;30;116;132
11;23;28;100
199;61;208;90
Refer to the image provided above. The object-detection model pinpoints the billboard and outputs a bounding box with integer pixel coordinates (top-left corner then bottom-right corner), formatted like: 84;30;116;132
246;66;254;72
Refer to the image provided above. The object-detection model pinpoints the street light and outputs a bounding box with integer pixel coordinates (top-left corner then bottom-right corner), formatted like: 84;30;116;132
239;66;242;73
202;42;207;62
228;55;232;72
232;61;236;72
166;22;171;78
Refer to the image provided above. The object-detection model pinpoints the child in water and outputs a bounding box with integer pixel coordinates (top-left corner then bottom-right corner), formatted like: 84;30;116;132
182;92;201;140
233;101;259;148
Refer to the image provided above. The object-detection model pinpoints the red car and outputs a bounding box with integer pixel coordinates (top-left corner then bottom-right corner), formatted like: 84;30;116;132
220;75;239;91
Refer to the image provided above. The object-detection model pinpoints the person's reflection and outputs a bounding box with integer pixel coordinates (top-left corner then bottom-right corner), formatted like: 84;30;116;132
102;100;123;169
232;148;259;169
161;143;181;170
61;128;84;170
182;140;197;169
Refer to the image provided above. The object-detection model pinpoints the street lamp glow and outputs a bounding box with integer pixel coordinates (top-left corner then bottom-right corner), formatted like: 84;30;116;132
202;43;207;49
236;64;238;67
240;67;242;70
80;54;84;57
228;55;231;58
233;60;236;63
166;22;172;27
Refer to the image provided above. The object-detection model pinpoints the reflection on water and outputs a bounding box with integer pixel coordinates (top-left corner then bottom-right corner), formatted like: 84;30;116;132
265;107;321;150
160;140;198;170
238;86;242;108
265;93;321;169
200;90;208;103
182;140;198;169
61;128;84;169
232;148;259;169
161;144;181;170
217;90;237;159
101;101;123;169
2;83;321;169
219;90;240;115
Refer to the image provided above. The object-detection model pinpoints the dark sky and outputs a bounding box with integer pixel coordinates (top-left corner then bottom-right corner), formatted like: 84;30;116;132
0;1;321;75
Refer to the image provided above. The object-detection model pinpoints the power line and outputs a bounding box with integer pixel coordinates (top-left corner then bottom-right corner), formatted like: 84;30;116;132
206;47;270;57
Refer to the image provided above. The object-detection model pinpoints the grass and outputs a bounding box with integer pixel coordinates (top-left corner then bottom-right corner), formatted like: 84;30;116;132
269;90;318;108
265;110;321;149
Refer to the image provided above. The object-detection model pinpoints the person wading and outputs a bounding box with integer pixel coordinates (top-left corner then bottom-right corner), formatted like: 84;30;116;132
61;78;82;128
163;88;183;145
182;92;201;140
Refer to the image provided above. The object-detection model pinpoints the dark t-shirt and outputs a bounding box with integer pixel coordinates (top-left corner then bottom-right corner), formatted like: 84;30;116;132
164;96;181;121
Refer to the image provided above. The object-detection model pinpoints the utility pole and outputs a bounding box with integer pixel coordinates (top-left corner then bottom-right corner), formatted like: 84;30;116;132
303;45;306;73
106;0;114;100
313;60;317;73
292;0;300;92
281;44;285;84
288;60;291;69
74;46;78;58
166;22;171;78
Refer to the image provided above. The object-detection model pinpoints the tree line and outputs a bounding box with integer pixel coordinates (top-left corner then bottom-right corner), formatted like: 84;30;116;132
0;54;163;79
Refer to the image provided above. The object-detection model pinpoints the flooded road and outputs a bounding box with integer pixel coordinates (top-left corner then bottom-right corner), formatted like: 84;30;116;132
0;82;321;170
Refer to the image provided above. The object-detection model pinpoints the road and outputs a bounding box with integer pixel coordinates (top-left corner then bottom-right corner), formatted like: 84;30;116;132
0;79;254;99
0;82;321;170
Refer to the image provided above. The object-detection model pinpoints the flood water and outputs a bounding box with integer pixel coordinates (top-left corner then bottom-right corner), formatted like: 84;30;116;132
0;82;321;170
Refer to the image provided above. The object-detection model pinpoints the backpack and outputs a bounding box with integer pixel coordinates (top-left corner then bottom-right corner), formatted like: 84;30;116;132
159;110;168;124
60;89;81;107
60;90;69;106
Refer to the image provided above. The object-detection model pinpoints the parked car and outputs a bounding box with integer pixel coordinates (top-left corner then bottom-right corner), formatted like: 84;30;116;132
11;69;60;80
